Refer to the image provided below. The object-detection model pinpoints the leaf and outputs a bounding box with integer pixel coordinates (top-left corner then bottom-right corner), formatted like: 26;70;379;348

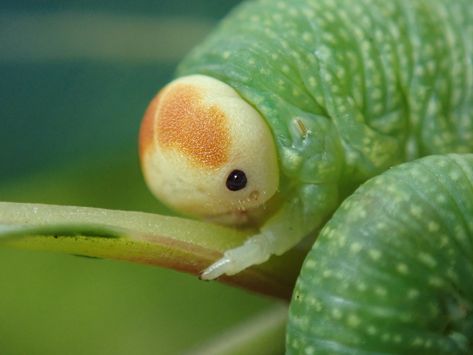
0;202;306;299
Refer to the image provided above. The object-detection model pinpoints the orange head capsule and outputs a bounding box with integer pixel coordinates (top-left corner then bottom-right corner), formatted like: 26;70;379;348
139;75;279;225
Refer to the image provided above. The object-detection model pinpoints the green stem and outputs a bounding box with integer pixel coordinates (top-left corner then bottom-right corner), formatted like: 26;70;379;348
0;202;306;300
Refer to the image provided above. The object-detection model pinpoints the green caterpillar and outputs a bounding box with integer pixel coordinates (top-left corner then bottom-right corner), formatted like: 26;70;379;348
288;154;473;353
139;0;473;352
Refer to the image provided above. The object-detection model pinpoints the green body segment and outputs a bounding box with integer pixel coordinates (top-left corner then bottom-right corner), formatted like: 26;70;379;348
176;0;473;352
178;0;473;278
179;0;473;187
287;154;473;353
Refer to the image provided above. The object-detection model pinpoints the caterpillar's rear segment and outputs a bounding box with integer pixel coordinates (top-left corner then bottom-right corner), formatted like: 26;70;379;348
288;154;473;354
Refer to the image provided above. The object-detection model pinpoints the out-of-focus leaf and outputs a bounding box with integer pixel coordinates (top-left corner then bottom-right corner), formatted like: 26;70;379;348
0;202;305;299
186;303;288;355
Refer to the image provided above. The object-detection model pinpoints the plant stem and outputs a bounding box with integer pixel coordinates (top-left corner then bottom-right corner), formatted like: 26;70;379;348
0;202;306;300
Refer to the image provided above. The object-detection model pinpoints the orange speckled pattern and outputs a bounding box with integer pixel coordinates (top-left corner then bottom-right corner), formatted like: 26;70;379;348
155;83;230;169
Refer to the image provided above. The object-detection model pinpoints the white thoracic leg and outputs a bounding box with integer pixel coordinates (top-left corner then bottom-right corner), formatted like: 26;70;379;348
201;183;339;279
201;231;278;280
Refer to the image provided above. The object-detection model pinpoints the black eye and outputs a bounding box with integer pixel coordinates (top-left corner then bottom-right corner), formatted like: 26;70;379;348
226;169;247;191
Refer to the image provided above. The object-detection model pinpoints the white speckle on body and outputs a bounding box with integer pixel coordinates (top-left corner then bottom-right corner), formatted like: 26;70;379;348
367;326;377;335
369;249;382;261
418;252;437;268
375;286;387;297
427;221;440;232
396;263;409;274
347;314;361;328
407;288;420;299
350;242;363;253
410;205;423;218
332;308;343;320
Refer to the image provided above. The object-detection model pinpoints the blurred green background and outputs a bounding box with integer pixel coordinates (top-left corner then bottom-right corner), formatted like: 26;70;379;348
0;2;280;354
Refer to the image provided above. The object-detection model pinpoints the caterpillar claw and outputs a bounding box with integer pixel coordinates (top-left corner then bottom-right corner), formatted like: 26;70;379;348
200;256;232;280
201;235;272;280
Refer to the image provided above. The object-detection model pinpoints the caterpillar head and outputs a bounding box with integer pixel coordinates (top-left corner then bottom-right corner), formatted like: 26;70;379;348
139;75;279;225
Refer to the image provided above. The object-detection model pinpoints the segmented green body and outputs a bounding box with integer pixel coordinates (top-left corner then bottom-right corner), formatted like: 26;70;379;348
176;0;473;352
289;154;473;353
179;0;473;187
